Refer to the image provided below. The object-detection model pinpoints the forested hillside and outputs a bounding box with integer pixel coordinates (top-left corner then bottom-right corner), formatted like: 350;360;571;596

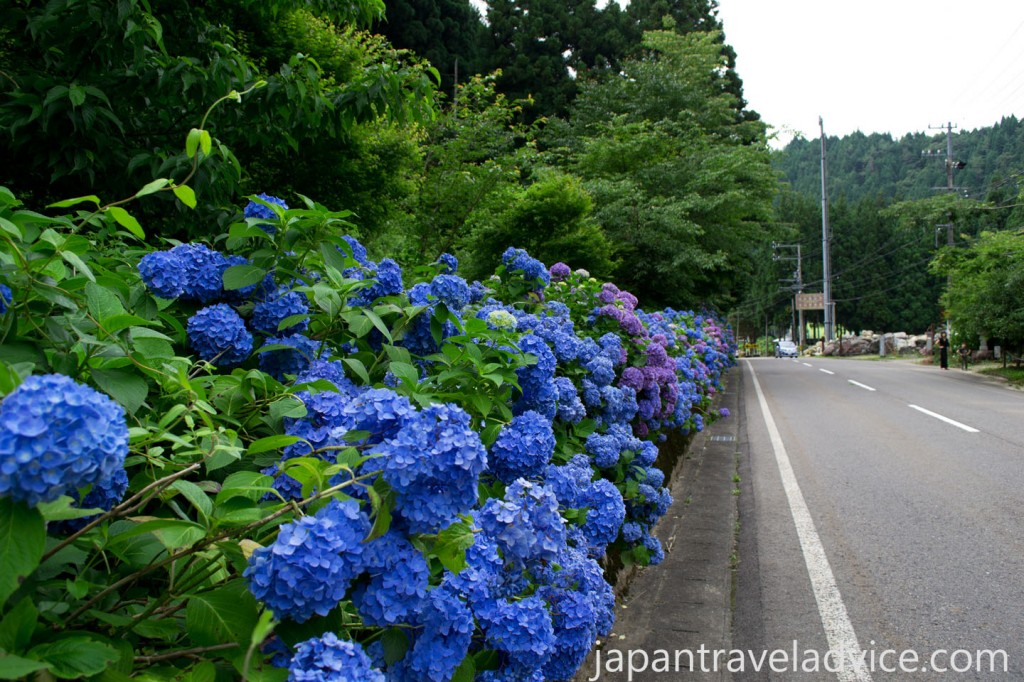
773;117;1024;207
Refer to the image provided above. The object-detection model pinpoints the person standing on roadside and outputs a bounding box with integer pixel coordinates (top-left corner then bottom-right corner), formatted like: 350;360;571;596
937;331;950;370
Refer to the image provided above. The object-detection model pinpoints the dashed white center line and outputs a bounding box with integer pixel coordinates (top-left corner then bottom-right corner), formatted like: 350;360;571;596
802;362;813;367
848;380;876;392
908;404;980;433
819;369;835;375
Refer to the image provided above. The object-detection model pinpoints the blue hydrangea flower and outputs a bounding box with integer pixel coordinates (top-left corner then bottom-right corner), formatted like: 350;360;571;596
0;374;128;507
501;247;551;289
539;587;597;681
352;258;403;307
542;454;592;509
488;411;555;484
554;378;586;424
287;632;384;682
0;284;11;314
187;304;253;367
584;432;621;469
259;334;322;380
353;530;429;626
138;250;188;299
244;193;288;221
339;388;416;444
245;499;370;622
436;252;459;274
379;403;488;533
341;235;372;267
479;595;555;673
399;585;474;682
620;521;643;543
251;288;309;336
579;479;626;548
429;274;471;310
642;531;665;565
478;479;566;566
173;243;231;303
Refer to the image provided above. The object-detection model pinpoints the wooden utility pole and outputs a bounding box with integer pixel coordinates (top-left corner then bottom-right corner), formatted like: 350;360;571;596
819;117;834;343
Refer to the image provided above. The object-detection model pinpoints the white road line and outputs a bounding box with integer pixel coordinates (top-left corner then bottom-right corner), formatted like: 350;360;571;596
908;404;980;433
820;369;835;375
747;363;873;682
848;380;876;392
802;362;813;367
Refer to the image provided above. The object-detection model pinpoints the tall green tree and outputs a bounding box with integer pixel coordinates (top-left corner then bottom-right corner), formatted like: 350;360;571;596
374;0;487;95
931;230;1024;354
545;30;777;308
0;0;437;238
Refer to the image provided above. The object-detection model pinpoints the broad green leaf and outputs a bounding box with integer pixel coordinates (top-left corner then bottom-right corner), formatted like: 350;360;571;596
185;581;259;647
247;435;302;455
60;250;95;282
173;184;197;209
46;195;101;209
381;628;409;666
0;597;38;653
68;84;86;107
171;480;213;521
106;206;144;239
91;367;147;413
0;654;49;679
35;496;102;522
0;217;22;240
388;361;419;387
28;636;118;679
216;472;274;504
433;519;475;574
107;518;205;551
0;498;45;607
222;264;266;291
342;358;370;385
200;130;212;156
450;656;476;682
133;178;170;198
101;313;156;335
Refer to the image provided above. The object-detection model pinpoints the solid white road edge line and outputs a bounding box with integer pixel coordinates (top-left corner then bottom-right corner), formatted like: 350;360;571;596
747;361;874;682
848;380;876;392
908;404;980;433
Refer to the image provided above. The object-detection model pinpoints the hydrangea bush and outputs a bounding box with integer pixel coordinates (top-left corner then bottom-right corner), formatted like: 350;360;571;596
0;172;734;679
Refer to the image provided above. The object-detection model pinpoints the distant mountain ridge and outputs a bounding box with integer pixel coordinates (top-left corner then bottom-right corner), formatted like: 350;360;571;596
772;116;1024;205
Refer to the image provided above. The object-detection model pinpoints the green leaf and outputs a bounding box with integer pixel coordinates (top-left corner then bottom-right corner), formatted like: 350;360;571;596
185;581;259;647
105;206;144;239
249;610;276;648
381;628;409;666
0;597;38;653
171;480;213;521
0;498;45;608
46;195;101;209
0;654;49;679
173;184;197;209
200;130;212;156
134;178;170;198
60;250;95;282
222;264;266;291
342;358;370;385
247;435;302;455
433;519;475;574
68;84;86;107
216;472;274;504
387;361;419;387
85;281;125;322
108;519;205;552
450;656;476;682
91;368;148;413
28;636;118;679
185;128;203;159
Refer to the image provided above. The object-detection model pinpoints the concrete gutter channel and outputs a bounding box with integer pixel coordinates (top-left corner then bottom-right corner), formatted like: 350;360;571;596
575;371;742;682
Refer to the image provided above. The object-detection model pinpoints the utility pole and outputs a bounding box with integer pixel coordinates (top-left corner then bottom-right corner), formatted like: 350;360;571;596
922;121;965;335
819;117;834;343
773;242;804;348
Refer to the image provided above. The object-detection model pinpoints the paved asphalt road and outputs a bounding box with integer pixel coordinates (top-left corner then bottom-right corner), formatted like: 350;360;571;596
733;357;1024;681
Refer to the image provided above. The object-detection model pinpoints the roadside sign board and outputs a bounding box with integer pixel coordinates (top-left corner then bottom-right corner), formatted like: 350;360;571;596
795;292;825;310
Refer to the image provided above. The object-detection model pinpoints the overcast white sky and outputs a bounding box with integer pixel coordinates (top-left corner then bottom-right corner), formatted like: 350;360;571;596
716;0;1024;145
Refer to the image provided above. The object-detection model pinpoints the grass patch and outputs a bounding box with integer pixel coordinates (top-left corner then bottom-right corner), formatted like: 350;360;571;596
977;363;1024;387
